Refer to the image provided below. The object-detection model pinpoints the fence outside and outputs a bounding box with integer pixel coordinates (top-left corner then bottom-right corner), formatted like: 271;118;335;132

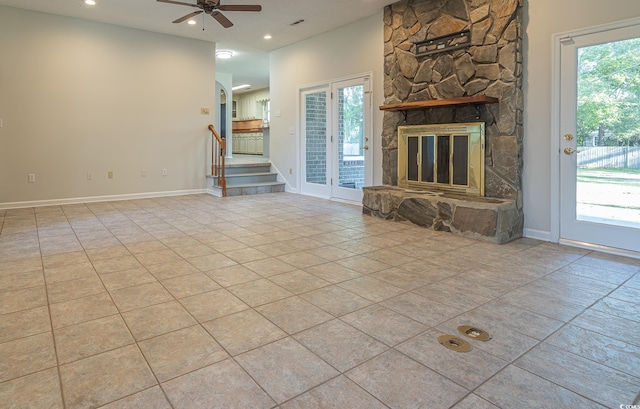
577;146;640;169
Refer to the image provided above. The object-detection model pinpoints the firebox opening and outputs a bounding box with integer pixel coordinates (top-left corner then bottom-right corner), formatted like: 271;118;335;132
398;122;485;196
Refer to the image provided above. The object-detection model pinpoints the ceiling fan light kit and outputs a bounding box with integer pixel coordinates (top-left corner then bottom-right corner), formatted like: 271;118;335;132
156;0;262;28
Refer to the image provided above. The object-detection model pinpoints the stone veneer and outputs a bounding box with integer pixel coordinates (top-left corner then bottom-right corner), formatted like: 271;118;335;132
363;186;521;243
364;0;524;242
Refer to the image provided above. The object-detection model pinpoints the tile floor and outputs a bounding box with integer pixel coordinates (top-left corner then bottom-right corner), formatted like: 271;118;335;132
1;193;639;409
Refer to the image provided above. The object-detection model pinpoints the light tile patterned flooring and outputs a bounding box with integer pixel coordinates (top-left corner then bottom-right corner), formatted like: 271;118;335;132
1;193;639;409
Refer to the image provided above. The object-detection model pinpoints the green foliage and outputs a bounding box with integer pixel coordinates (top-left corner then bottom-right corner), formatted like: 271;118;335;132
341;86;364;145
577;37;640;146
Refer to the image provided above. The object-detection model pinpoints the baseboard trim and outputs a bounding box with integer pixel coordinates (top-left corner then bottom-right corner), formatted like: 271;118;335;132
330;197;362;207
559;238;640;260
269;163;298;193
0;189;210;210
523;228;552;242
207;187;223;198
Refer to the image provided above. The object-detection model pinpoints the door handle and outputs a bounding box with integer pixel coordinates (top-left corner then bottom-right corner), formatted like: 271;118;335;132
364;146;369;150
563;147;580;155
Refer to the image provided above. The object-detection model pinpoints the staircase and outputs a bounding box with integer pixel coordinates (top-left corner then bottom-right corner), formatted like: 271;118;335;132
209;157;285;197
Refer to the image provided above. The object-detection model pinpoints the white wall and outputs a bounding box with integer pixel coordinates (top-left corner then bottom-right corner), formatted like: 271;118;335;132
269;13;385;190
523;0;640;238
0;6;216;207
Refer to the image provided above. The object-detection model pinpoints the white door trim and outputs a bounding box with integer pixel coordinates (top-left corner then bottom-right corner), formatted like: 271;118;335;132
550;16;640;244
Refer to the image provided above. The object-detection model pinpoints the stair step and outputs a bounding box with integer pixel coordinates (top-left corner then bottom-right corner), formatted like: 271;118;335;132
211;181;285;197
225;162;270;167
212;173;278;186
208;160;285;197
225;163;271;175
223;172;278;185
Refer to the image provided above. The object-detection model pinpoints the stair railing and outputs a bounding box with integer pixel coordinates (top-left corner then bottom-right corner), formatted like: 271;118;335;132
208;125;226;197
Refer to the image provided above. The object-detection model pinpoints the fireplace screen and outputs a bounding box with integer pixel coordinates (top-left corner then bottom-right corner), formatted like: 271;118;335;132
398;122;484;196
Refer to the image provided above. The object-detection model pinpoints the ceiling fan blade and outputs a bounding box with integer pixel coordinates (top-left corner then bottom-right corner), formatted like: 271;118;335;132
157;0;200;8
211;11;234;28
172;10;203;23
217;5;262;12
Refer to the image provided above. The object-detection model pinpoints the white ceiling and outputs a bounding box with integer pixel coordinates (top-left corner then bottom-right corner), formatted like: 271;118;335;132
0;0;396;92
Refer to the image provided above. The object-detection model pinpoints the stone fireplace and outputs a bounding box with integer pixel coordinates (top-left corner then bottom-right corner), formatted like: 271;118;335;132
362;0;524;243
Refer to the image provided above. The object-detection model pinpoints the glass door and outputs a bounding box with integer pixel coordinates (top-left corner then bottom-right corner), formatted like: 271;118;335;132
331;76;372;202
558;21;640;253
300;75;372;201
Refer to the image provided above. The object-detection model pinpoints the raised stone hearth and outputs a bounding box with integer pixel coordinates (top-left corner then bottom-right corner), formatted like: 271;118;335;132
364;0;524;243
363;186;521;243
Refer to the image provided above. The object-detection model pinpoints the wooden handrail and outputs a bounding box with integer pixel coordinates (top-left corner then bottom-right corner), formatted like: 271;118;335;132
208;125;226;197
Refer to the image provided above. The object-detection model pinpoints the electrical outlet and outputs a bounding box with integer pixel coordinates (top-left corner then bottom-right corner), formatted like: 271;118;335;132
141;169;147;177
289;168;292;174
162;169;168;176
87;172;93;180
108;171;114;179
201;108;210;115
28;174;35;183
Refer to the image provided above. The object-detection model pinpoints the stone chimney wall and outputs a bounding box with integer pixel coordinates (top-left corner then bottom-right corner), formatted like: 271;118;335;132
382;0;523;208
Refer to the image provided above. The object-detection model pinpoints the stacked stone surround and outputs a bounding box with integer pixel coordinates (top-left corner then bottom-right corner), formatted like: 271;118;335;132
363;0;524;242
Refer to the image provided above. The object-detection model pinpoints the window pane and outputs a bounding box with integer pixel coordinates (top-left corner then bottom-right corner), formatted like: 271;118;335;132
437;135;450;184
576;37;640;228
453;135;469;185
305;92;326;185
338;85;365;189
422;135;434;182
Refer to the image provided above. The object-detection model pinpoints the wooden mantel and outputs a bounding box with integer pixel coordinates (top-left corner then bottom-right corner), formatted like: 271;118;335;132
379;96;498;112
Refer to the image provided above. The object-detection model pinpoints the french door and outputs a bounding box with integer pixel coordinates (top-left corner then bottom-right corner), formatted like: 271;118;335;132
300;75;372;201
556;19;640;254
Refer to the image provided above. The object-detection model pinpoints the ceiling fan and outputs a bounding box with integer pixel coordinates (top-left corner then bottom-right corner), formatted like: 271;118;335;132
157;0;262;28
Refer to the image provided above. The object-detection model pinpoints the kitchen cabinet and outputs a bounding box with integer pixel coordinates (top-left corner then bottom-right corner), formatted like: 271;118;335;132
232;132;263;155
232;119;265;155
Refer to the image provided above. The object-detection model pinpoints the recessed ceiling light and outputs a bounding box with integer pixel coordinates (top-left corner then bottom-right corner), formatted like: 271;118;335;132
232;84;251;91
216;50;233;59
187;20;196;25
264;34;272;40
84;0;96;5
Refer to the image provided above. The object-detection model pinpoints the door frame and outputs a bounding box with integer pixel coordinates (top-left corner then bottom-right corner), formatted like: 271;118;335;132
298;72;374;201
551;16;640;254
